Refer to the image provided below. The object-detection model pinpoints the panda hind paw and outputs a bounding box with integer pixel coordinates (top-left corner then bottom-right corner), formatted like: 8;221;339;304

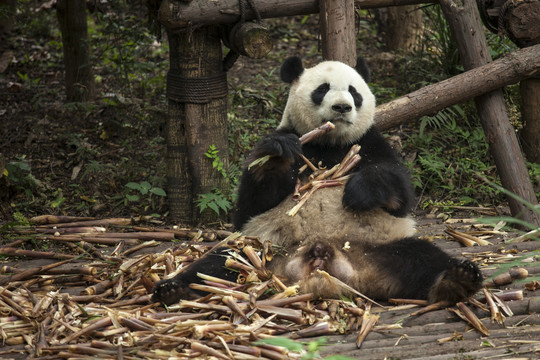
151;277;195;306
428;259;483;304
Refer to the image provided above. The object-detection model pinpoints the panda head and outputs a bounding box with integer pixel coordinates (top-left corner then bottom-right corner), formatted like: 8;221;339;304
278;57;376;145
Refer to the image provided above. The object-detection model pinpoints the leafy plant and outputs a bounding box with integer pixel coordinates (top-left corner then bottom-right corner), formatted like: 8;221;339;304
405;115;503;208
205;144;227;178
195;188;233;216
196;145;242;217
5;157;42;197
116;181;166;212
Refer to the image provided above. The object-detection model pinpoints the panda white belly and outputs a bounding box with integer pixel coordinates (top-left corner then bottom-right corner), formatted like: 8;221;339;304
241;186;416;249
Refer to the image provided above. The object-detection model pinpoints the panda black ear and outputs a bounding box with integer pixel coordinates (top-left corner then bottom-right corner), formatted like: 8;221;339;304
281;57;304;83
355;57;371;83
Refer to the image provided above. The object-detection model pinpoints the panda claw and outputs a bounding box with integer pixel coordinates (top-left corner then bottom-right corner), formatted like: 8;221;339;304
428;259;483;304
152;277;194;306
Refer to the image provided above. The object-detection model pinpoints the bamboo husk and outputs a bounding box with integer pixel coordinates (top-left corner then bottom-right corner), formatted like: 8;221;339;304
452;302;489;336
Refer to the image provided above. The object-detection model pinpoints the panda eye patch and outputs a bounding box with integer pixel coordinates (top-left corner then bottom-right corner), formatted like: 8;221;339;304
311;83;330;105
349;86;363;108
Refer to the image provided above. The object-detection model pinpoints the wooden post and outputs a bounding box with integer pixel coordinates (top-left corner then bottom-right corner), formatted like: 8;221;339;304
320;0;356;65
439;0;540;226
521;78;540;164
166;27;229;224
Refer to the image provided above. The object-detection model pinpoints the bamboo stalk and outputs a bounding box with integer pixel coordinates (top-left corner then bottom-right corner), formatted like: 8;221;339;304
0;258;74;286
299;121;335;144
0;247;76;260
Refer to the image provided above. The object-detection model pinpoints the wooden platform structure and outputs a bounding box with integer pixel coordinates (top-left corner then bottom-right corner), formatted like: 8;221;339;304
0;214;538;359
155;0;540;227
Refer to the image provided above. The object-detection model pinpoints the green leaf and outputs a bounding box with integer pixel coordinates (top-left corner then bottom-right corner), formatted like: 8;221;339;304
125;182;141;190
253;337;304;352
140;181;152;190
125;194;140;202
150;187;166;197
208;201;219;214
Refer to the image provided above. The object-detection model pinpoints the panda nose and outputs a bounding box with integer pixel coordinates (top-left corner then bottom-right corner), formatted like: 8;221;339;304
332;104;352;114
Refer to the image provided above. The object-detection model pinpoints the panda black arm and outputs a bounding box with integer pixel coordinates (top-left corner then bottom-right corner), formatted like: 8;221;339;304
233;131;302;230
343;126;414;217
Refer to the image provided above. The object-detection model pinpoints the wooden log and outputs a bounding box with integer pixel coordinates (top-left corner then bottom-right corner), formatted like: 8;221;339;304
320;0;356;66
375;44;540;130
499;0;540;48
158;0;436;29
227;22;273;59
439;0;540;227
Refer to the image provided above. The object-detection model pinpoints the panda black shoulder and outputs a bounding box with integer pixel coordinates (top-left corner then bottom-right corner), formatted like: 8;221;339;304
356;125;403;162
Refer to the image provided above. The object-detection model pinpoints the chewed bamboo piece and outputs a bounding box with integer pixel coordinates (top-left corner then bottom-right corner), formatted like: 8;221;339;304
288;143;361;216
445;227;491;246
299;121;336;144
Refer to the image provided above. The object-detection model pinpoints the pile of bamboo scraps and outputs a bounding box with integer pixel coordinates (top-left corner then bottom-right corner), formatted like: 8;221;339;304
0;216;536;359
0;217;388;359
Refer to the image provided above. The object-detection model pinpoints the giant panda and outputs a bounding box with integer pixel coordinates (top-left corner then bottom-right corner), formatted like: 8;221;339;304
152;57;482;305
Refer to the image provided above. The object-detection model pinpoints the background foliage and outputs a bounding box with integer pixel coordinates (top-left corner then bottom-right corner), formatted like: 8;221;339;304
0;1;538;224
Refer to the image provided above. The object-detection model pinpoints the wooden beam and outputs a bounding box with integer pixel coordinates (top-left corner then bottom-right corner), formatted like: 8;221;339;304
375;44;540;130
158;0;436;30
439;0;540;226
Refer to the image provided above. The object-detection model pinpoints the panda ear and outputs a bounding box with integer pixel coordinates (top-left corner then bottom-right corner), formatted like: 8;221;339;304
281;57;304;83
355;57;371;83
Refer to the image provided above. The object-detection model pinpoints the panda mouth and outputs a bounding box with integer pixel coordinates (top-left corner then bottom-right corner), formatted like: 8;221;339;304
325;117;352;125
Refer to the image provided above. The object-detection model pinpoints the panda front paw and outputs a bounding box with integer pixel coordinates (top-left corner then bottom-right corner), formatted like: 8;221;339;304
151;277;196;305
428;259;483;304
247;132;302;180
343;170;411;217
253;132;302;161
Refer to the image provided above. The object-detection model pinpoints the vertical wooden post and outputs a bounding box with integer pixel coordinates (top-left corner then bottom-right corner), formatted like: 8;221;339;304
439;0;540;226
166;27;229;224
320;0;356;65
521;78;540;164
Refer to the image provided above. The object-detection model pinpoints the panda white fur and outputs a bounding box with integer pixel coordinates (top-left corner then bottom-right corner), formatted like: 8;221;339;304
152;57;482;305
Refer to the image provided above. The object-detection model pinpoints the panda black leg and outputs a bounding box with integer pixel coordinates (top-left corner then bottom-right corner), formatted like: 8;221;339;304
151;246;238;305
428;259;483;304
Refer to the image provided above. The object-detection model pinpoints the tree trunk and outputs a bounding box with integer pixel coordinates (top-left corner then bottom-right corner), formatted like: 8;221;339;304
320;0;356;65
375;6;423;51
166;26;229;225
439;0;540;227
56;0;95;102
0;0;16;34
